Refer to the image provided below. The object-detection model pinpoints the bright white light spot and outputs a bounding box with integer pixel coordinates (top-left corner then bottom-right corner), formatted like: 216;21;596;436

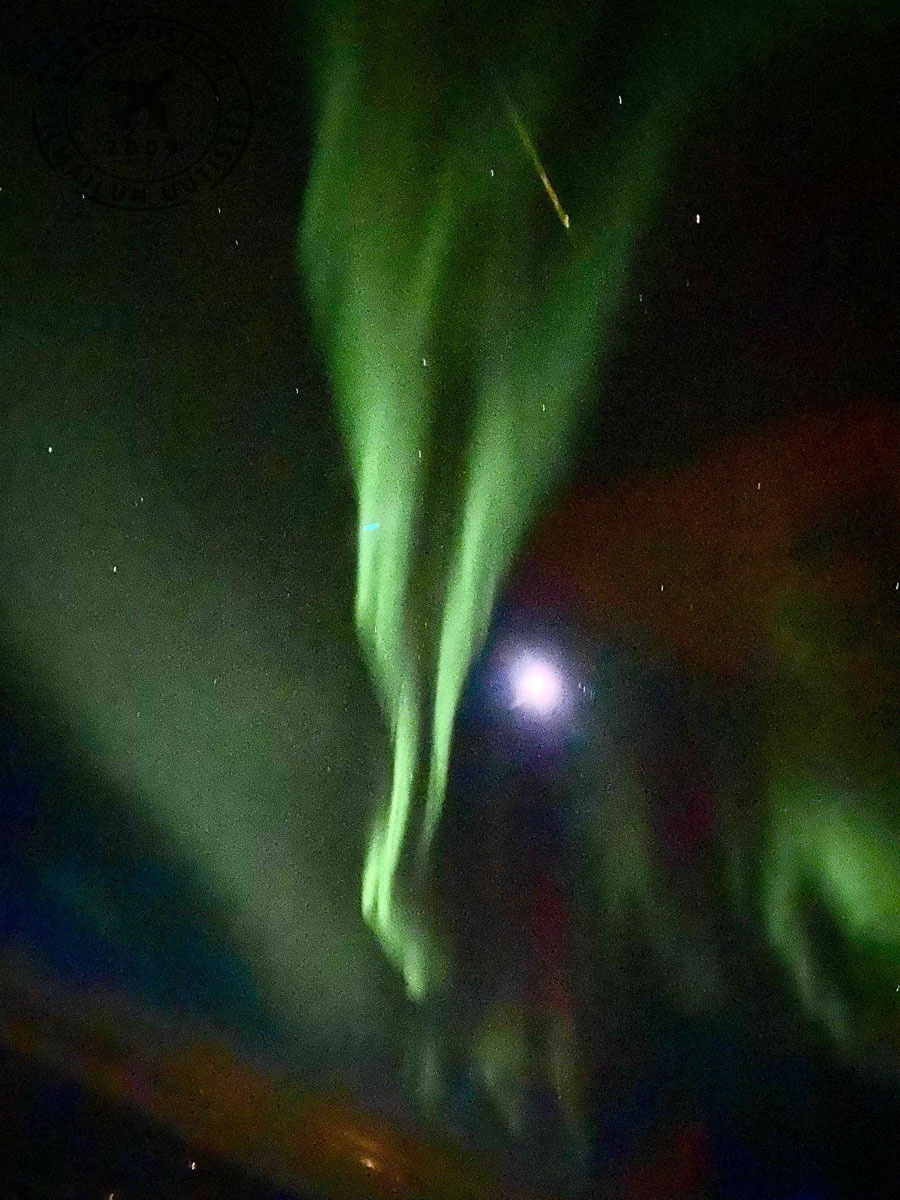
696;213;700;223
757;482;761;490
190;1161;197;1171
511;655;564;716
490;168;495;177
112;566;117;573
422;358;427;367
48;446;53;453
618;95;622;104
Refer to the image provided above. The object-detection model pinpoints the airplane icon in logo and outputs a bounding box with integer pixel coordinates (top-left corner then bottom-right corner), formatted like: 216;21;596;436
104;67;177;132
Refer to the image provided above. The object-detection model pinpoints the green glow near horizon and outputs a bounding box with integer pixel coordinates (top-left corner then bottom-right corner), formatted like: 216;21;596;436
298;0;898;1007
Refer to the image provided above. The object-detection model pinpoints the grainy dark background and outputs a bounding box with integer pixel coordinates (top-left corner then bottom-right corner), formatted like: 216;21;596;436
0;0;898;1196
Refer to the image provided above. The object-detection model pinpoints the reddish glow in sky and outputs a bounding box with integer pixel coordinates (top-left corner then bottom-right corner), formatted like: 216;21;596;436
518;402;900;676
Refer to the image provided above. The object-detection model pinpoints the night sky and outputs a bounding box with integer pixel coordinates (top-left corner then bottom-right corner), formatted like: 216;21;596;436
1;0;899;1195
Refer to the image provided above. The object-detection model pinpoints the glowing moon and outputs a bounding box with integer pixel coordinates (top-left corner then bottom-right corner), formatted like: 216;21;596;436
510;655;565;715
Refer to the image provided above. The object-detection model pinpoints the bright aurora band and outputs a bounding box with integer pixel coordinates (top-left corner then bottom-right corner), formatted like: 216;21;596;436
298;0;899;1011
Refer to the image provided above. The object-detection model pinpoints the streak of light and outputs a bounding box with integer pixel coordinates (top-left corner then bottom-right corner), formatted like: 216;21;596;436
497;85;571;232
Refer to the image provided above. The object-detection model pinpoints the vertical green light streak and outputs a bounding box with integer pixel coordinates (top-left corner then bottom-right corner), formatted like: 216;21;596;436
300;0;704;1004
298;0;895;1006
300;21;672;996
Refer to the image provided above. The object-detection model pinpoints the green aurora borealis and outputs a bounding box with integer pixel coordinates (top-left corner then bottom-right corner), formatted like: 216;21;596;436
0;0;899;1185
299;0;900;1012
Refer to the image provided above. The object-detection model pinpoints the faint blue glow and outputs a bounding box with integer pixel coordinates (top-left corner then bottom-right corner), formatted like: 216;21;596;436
362;523;380;532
